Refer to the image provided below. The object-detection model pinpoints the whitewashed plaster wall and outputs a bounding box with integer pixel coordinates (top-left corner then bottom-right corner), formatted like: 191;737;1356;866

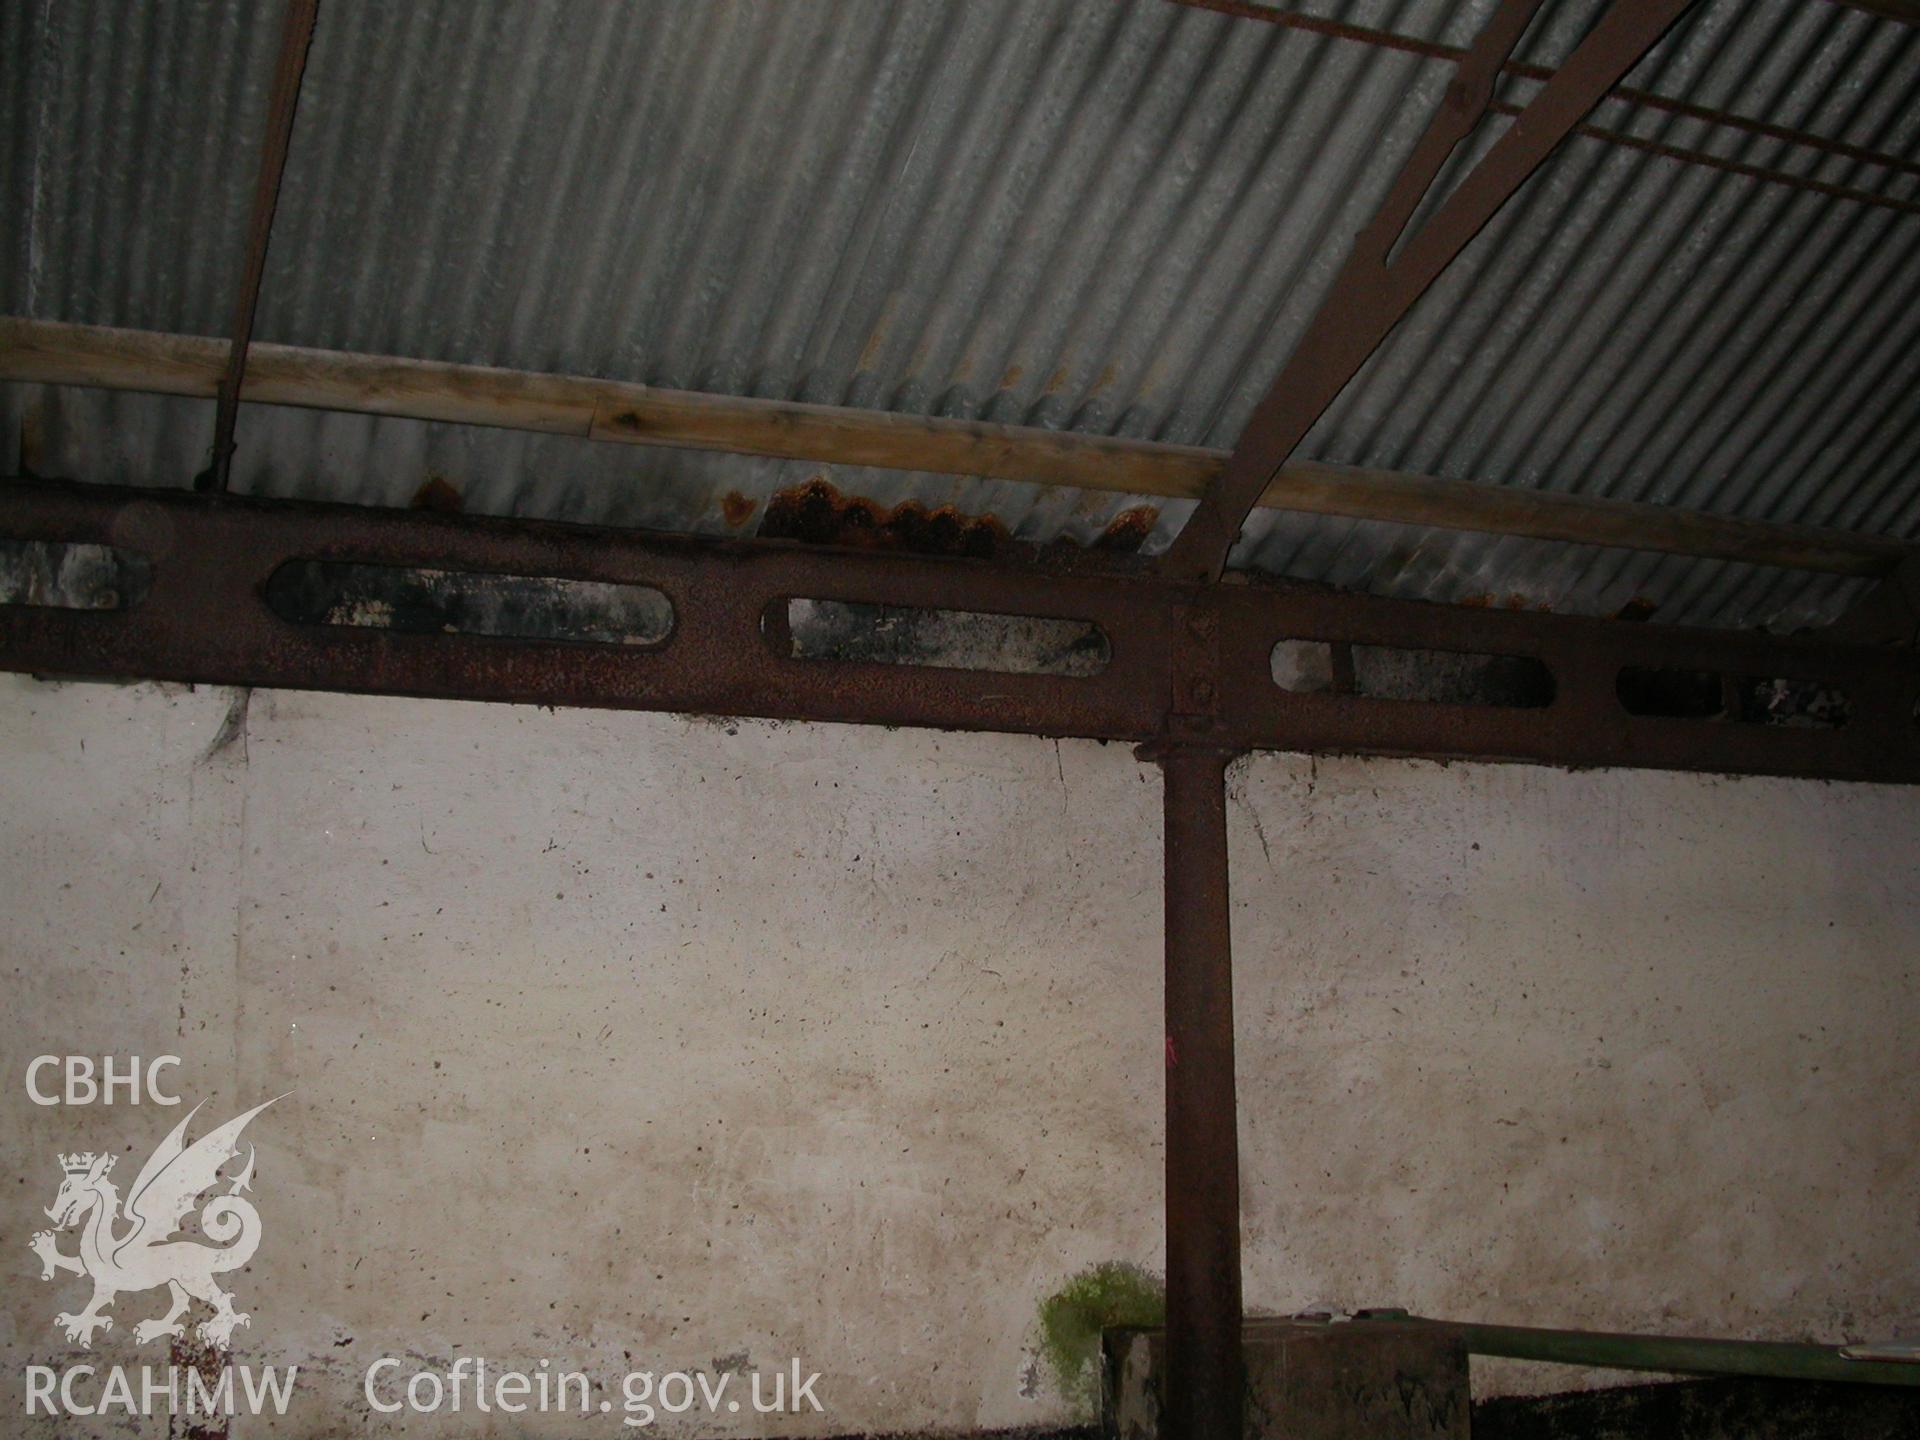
1;675;1914;1435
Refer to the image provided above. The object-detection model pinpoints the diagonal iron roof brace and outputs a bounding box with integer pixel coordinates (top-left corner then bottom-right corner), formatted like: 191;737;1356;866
202;0;319;495
1162;0;1698;585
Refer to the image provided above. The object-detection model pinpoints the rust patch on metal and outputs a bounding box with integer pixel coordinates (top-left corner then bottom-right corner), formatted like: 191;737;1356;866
1095;506;1161;554
1463;591;1553;612
170;1329;229;1440
410;475;464;513
761;477;1009;560
719;490;758;528
1000;364;1025;389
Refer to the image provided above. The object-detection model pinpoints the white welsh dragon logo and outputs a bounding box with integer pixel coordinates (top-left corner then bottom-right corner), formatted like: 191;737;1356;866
28;1096;283;1350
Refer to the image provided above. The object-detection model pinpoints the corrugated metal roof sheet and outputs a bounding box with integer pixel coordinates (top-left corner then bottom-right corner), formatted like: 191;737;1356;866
4;0;1917;629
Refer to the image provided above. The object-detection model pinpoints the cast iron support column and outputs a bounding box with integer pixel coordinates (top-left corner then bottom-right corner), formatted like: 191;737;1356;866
1159;744;1243;1440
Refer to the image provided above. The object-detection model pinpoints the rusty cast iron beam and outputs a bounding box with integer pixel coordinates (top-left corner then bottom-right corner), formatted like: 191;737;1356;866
1164;0;1696;583
0;481;1170;742
2;480;1917;783
204;0;319;494
1152;744;1245;1440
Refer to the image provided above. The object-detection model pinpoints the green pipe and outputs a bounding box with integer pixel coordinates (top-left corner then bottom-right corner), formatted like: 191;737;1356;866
1427;1318;1920;1387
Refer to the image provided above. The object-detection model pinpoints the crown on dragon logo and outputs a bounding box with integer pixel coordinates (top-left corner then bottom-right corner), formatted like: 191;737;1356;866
58;1153;111;1176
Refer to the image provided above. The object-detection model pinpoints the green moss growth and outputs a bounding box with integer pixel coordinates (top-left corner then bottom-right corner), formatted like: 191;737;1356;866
1037;1261;1166;1416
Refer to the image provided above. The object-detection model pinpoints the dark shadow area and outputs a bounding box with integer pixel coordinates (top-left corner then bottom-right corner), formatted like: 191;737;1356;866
1472;1378;1920;1439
